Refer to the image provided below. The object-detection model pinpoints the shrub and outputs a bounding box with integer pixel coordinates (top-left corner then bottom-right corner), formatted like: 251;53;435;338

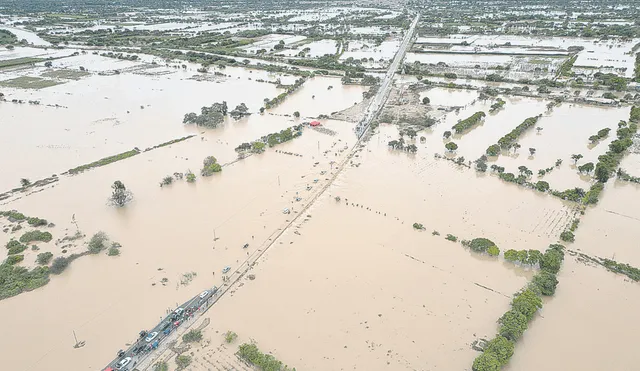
19;230;52;243
175;355;192;369
6;240;22;250
107;247;120;256
469;238;497;253
185;171;196;183
412;223;424;230
36;252;53;265
487;245;500;256
560;231;575;243
238;343;288;371
153;361;169;371
6;255;24;265
432;230;440;236
445;234;457;242
535;181;549;192
201;156;222;176
7;242;27;255
445;142;458;152
497;116;541;150
498;310;528;341
182;329;202;343
452;111;486;133
27;217;48;227
225;331;238;343
0;211;26;221
50;256;70;274
160;176;173;186
87;232;109;254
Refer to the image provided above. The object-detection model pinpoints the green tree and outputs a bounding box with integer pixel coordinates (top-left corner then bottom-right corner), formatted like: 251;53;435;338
87;232;109;254
111;180;132;207
531;271;559;296
20;178;31;187
504;249;518;262
487;245;500;256
560;231;575;242
484;336;514;365
578;162;594;174
472;352;501;371
511;288;542;321
535;181;550;192
293;111;300;118
153;361;169;371
50;256;70;274
36;252;53;265
445;142;458;152
571;153;583;164
498;310;528;341
486;144;500;156
540;245;565;274
443;131;452;139
175;355;192;369
422;96;430;104
183;329;202;343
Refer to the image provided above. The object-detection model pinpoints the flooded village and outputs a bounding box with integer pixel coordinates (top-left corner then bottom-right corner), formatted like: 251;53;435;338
1;0;640;370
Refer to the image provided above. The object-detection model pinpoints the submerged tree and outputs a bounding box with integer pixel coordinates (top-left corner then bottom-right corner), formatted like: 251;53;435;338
445;142;458;152
110;180;133;207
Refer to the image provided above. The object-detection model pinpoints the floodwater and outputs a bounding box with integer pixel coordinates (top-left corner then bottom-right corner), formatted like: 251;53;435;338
2;40;639;371
0;54;360;191
507;258;640;371
0;26;51;46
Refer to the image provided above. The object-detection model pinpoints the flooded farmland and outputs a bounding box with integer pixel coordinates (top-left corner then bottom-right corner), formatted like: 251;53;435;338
1;1;640;371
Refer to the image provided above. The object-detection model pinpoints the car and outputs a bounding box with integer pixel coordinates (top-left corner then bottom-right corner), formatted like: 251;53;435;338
145;331;158;342
116;357;131;370
173;307;184;318
199;290;209;299
222;266;231;274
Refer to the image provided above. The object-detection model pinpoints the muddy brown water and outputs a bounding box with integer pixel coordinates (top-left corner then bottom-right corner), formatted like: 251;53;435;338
0;63;637;371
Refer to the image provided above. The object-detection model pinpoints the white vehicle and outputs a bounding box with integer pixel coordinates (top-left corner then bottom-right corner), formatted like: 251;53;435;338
174;307;184;317
199;290;209;299
145;331;158;342
117;357;131;370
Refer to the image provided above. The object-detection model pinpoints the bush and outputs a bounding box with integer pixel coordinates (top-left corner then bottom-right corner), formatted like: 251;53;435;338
36;252;53;265
498;310;528;341
27;217;48;227
153;361;169;371
161;176;173;186
238;343;288;371
88;232;109;254
107;247;120;256
225;331;238;343
531;270;559;296
0;262;50;299
50;256;70;274
6;255;24;265
201;156;222;176
452;111;486;134
0;210;26;221
412;223;424;230
445;234;457;242
469;238;497;253
19;230;52;243
7;242;27;255
535;181;549;192
186;171;196;183
487;245;500;256
182;329;203;343
175;355;192;369
560;230;575;243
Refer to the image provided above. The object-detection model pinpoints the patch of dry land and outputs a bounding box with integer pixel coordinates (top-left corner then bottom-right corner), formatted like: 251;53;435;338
2;4;640;371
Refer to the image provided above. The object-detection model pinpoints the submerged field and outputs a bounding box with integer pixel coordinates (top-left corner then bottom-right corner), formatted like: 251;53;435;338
1;4;640;371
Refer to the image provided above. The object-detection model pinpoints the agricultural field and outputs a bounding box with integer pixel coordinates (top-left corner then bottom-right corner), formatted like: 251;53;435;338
0;1;639;371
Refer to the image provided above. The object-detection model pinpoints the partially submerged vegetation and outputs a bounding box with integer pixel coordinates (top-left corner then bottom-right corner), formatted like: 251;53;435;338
68;149;140;175
472;244;565;371
238;343;294;371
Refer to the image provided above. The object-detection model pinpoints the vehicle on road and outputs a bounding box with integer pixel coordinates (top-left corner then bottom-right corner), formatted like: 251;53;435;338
199;290;209;299
174;307;184;317
116;357;131;370
222;266;231;274
145;331;158;342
